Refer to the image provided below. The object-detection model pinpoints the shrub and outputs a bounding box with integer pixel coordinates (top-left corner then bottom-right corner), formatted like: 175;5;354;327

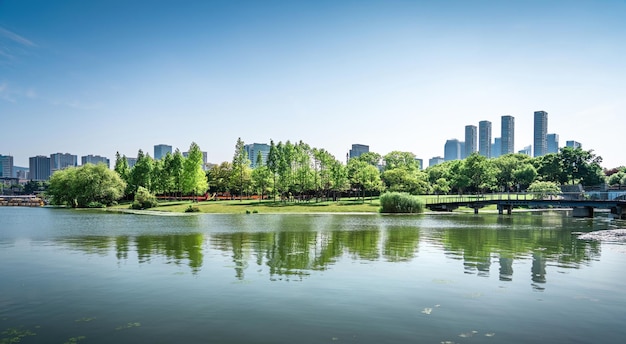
379;192;424;213
87;201;106;208
185;205;200;213
130;186;158;210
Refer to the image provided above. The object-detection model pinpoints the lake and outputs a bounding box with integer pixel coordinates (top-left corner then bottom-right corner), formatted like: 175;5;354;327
1;207;625;343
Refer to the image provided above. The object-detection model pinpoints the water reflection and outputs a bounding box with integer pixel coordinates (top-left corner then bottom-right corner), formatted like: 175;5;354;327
52;213;607;288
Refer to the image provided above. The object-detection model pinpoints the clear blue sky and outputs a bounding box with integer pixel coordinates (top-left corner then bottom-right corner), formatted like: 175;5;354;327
1;0;625;168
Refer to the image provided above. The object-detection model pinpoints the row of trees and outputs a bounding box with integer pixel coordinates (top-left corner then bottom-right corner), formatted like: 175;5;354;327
45;137;618;208
113;142;208;199
207;139;610;200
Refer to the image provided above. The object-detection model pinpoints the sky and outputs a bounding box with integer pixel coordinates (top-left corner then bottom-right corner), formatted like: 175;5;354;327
1;0;625;169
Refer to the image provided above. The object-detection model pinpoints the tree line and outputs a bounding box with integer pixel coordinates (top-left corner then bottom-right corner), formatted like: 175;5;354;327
45;137;624;208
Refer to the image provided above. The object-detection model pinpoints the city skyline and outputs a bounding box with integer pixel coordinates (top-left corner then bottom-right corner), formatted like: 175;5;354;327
1;1;625;168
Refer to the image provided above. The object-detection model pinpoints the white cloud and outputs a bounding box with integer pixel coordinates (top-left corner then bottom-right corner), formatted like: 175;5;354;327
0;27;36;47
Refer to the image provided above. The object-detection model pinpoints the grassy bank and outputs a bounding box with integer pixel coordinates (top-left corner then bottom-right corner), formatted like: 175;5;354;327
111;198;382;214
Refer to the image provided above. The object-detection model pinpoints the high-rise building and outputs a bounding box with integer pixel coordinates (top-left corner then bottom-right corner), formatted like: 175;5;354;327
29;155;51;181
566;140;582;149
501;115;515;155
50;153;78;171
465;125;477;158
81;155;110;168
243;143;270;168
492;137;502;158
0;155;14;178
428;156;444;167
14;166;28;179
518;145;532;156
533;111;548;157
479;120;492;158
348;144;369;161
126;157;138;168
154;144;172;160
459;142;466;159
444;139;461;161
547;133;559;154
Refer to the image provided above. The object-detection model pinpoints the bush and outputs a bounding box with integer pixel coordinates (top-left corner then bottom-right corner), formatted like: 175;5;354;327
130;186;158;209
379;192;424;213
87;201;106;208
185;205;200;213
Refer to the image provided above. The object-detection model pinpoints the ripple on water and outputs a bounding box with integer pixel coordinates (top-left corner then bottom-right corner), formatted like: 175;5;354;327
576;229;626;242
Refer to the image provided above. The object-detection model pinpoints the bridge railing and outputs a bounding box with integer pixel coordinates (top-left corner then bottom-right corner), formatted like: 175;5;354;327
422;192;621;205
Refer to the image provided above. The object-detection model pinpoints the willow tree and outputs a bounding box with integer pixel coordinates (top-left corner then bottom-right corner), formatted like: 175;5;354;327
47;163;126;208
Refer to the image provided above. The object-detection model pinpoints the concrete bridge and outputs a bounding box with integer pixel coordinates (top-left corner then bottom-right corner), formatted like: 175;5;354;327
425;193;626;219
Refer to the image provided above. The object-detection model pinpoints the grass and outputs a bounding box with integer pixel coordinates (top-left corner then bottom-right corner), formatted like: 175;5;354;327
110;198;382;214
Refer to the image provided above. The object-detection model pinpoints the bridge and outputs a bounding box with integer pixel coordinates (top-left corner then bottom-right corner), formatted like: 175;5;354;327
425;192;626;219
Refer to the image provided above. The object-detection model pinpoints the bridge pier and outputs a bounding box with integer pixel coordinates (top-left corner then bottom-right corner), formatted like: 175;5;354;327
611;205;626;220
573;206;594;218
497;204;513;215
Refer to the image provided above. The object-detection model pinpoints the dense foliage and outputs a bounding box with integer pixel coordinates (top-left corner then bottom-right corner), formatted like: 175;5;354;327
131;186;158;209
47;163;126;207
379;192;425;213
104;139;612;206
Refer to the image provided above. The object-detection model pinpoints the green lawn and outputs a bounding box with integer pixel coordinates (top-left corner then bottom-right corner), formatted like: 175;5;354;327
111;198;383;214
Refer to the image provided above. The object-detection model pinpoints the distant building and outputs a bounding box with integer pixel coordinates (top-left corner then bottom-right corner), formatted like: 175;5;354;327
459;141;466;159
29;155;51;181
533;111;548;157
14;166;28;179
465;125;477;157
415;158;423;170
492;137;502;158
501;115;515;155
547;133;559;154
81;155;110;168
243;143;270;168
518;145;532;156
183;150;209;170
566;140;582;149
154;144;172;160
50;153;78;171
126;157;138;168
428;156;444;167
0;155;14;178
444;139;461;161
479;121;492;158
348;144;369;161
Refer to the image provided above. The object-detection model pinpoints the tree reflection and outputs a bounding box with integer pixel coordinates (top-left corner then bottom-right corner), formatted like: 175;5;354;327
53;213;604;287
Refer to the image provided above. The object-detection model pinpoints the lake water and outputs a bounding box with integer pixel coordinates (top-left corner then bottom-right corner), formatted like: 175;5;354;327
1;207;625;344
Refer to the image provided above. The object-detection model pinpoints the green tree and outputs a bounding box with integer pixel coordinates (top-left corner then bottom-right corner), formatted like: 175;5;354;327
182;142;209;197
47;163;126;207
129;149;154;194
527;181;561;200
208;161;233;194
231;138;252;199
251;152;272;202
131;186;159;209
383;151;418;171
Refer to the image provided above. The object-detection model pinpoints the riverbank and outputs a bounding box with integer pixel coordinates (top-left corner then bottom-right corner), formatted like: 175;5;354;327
109;198;384;214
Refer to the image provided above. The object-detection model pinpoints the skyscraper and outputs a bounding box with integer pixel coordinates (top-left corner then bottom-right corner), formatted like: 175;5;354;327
444;139;461;161
50;153;78;171
242;143;269;168
428;156;444;167
533;111;548;157
154;144;172;160
547;133;559;154
465;125;477;158
501;116;515;155
81;155;110;168
349;144;369;160
566;140;582;149
478;120;492;158
0;155;13;178
492;137;502;158
29;155;51;181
